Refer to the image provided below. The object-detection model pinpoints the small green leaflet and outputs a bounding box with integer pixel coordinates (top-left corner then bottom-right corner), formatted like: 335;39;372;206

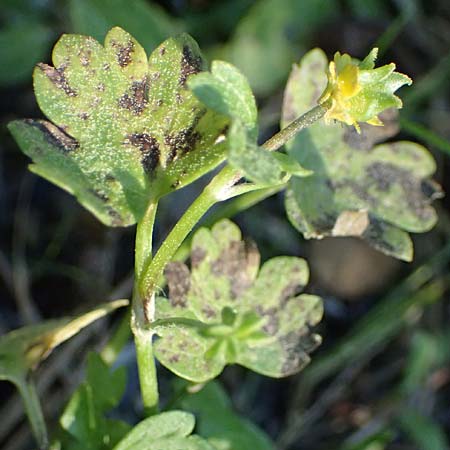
58;353;130;449
9;27;228;227
189;60;310;186
282;49;441;261
153;219;323;382
176;381;275;450
0;300;128;449
113;411;215;450
0;299;128;384
189;60;257;136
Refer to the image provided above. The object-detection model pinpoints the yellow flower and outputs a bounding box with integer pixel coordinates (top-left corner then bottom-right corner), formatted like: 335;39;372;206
318;48;412;132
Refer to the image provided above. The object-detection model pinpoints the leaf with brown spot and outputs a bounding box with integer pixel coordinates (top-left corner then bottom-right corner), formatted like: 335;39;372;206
153;219;323;382
282;49;441;262
9;27;228;227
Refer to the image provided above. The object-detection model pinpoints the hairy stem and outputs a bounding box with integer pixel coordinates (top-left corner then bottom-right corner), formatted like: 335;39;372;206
132;201;159;415
134;325;159;416
262;104;327;151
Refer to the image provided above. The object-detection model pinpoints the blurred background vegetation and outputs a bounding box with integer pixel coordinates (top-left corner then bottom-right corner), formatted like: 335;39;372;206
0;0;450;449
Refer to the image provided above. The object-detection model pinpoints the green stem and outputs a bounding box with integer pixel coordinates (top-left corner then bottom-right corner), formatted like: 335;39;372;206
134;327;159;416
17;377;48;450
139;181;218;298
172;184;285;265
262;104;327;151
132;200;159;415
139;103;327;315
135;201;158;279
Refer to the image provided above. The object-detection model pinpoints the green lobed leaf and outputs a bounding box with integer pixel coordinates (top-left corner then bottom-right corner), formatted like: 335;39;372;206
227;121;311;186
176;381;275;450
113;411;215;450
9;27;228;227
189;59;311;186
154;219;323;382
282;49;441;261
59;353;130;449
189;60;258;137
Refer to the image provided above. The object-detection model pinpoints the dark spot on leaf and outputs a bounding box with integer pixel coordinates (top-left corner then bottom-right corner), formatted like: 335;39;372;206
77;47;91;67
191;247;207;268
38;63;77;97
156;99;163;107
333;178;377;209
362;217;395;253
151;72;160;81
168;354;180;363
106;208;124;227
159;46;166;56
421;179;443;201
126;133;160;173
89;188;109;202
366;162;434;221
103;63;110;71
175;93;183;104
97;83;105;92
179;44;203;86
164;125;201;162
279;332;320;375
280;282;303;305
257;306;279;335
118;78;148;115
211;240;259;298
202;305;217;319
79;112;89;120
26;120;79;153
311;212;338;234
366;162;398;191
112;39;134;67
165;262;191;308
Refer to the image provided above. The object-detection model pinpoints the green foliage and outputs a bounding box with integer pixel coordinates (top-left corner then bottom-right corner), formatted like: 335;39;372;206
9;27;228;227
154;219;323;382
57;353;130;449
224;0;338;95
0;300;127;386
113;411;215;450
341;431;392;450
227;121;312;185
0;20;52;86
55;356;215;450
176;381;275;450
4;15;444;450
282;49;440;261
398;411;449;450
189;61;310;185
69;0;177;49
189;60;257;136
0;300;128;448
